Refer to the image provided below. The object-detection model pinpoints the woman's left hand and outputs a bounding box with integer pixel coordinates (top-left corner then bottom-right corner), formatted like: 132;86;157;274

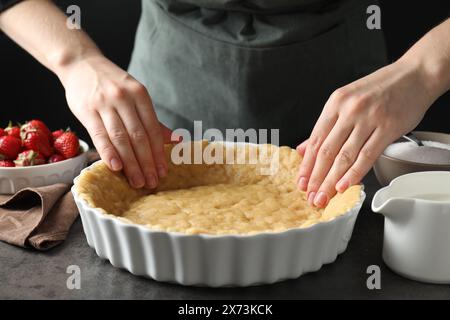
297;59;435;208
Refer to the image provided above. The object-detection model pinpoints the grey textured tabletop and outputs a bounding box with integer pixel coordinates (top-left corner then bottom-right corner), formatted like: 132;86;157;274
1;171;449;300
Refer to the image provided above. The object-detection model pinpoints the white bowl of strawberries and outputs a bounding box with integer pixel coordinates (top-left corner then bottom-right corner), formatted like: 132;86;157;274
0;120;89;194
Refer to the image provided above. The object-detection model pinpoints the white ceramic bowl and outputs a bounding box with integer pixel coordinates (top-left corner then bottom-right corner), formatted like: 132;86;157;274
72;155;366;287
0;140;89;194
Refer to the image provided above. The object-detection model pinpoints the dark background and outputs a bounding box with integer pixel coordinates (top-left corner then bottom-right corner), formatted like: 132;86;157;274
0;0;449;146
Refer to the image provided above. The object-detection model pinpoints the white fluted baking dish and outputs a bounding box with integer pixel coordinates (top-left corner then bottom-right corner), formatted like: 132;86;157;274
72;158;365;287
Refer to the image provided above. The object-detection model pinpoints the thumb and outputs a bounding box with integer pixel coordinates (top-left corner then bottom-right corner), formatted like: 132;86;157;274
296;139;309;157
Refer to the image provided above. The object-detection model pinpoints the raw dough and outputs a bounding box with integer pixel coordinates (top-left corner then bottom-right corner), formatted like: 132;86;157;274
75;141;361;235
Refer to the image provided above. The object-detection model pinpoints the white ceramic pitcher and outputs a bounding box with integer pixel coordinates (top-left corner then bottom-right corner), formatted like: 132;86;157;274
372;171;450;283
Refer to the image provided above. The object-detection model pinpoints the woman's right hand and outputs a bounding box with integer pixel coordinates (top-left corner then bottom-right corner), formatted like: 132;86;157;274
59;55;172;189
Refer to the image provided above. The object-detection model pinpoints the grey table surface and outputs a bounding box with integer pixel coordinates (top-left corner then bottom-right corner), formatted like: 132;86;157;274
1;171;449;300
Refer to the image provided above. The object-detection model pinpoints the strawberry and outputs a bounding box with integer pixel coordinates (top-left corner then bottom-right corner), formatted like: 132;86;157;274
0;128;5;136
48;154;65;163
52;129;64;141
22;130;52;158
0;136;22;160
5;121;21;139
14;150;46;166
0;160;15;167
21;119;52;144
54;131;79;159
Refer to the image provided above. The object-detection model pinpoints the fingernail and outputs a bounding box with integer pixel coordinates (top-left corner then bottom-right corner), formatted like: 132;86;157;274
146;174;157;189
132;174;145;188
157;165;167;178
307;192;316;206
298;177;308;191
110;158;122;171
314;192;328;207
336;179;349;193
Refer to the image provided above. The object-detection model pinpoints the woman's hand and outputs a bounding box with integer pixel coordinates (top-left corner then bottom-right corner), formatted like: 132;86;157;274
297;59;437;207
60;55;172;189
0;0;174;189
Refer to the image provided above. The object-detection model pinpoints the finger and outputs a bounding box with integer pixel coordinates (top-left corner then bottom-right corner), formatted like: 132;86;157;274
295;140;308;184
115;103;158;189
159;122;181;144
160;122;173;143
83;111;122;171
296;139;308;157
297;113;338;193
313;125;374;207
99;109;145;189
336;128;388;192
306;119;353;206
131;85;167;178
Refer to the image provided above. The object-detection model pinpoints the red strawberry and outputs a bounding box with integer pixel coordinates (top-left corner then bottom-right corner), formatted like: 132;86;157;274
14;150;46;166
48;154;65;163
54;131;79;159
52;129;64;141
22;131;53;158
0;136;22;160
5;121;20;139
0;160;15;167
21;119;52;144
0;128;5;137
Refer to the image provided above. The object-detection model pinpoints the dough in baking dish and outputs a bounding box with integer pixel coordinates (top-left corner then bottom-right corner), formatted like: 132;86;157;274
75;141;362;235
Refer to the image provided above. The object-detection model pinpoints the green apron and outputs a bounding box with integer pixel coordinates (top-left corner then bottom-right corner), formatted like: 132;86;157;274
128;0;387;146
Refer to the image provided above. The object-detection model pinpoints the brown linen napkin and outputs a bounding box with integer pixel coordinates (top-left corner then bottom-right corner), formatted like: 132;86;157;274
0;151;99;250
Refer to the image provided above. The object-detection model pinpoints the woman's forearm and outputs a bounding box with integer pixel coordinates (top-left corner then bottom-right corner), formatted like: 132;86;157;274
0;0;102;83
399;18;450;100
